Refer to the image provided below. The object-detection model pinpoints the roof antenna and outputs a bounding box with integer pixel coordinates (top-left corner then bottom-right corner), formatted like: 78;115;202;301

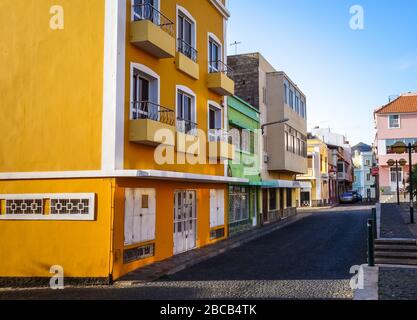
230;41;242;55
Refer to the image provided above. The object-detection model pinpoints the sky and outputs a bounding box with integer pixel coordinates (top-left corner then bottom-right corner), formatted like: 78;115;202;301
227;0;417;146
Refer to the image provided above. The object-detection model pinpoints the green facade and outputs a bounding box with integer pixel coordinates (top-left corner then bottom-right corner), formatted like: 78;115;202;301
227;96;261;235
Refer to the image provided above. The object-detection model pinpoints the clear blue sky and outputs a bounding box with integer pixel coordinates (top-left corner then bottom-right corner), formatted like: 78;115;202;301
227;0;417;145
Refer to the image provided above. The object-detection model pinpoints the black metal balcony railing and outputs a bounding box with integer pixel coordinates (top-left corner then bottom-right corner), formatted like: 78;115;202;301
209;60;233;75
131;101;175;126
132;3;175;37
177;118;198;136
177;38;198;63
208;129;230;143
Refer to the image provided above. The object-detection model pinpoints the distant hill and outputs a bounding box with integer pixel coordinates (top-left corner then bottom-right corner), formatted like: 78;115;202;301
352;142;372;154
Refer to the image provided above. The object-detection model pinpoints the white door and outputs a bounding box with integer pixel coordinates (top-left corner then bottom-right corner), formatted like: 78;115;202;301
174;191;197;254
124;188;156;246
210;189;225;228
390;167;404;192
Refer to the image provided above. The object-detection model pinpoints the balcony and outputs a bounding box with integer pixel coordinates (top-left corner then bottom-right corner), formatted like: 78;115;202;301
337;172;347;180
208;129;235;161
207;61;235;96
176;118;200;155
297;168;315;180
129;102;176;146
130;4;175;59
175;39;199;80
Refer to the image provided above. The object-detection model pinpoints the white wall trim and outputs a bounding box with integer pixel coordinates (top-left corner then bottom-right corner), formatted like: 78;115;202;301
102;0;126;172
208;0;231;19
0;170;248;184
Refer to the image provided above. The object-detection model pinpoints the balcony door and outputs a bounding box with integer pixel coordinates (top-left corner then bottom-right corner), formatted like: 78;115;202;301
132;67;159;121
390;167;404;192
208;105;222;142
133;0;158;22
209;38;220;72
177;90;195;134
178;12;195;59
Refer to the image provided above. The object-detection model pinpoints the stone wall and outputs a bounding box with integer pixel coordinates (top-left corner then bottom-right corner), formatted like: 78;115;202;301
228;54;260;109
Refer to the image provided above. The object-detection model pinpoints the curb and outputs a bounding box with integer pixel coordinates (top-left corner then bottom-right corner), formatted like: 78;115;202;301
116;213;311;286
353;265;379;300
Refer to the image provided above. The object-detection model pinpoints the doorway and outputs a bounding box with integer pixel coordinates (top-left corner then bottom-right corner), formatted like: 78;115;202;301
174;190;197;255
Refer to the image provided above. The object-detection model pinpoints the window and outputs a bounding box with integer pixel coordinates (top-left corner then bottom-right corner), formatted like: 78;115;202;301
285;132;289;151
389;115;400;128
178;10;196;61
131;65;159;121
209;37;220;72
177;89;196;134
365;159;371;167
263;87;267;104
229;186;250;224
0;194;95;221
208;104;222;142
295;92;300;114
289;87;294;109
269;189;277;210
133;0;157;22
390;167;403;183
241;130;251;153
284;81;289;105
229;125;241;150
366;173;371;181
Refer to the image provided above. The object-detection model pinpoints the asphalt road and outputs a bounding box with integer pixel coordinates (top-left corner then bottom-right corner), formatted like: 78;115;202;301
0;206;371;300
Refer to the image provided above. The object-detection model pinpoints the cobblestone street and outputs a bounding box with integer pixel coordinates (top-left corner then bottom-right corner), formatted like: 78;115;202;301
0;206;371;300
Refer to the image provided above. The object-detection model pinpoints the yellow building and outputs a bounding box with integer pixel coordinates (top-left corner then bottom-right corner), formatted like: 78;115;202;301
297;138;330;207
0;0;242;284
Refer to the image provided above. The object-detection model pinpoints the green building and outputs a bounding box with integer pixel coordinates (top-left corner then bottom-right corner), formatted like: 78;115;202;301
227;96;262;236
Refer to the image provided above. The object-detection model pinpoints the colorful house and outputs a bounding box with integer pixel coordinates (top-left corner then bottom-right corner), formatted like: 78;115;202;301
297;137;330;207
375;93;417;195
0;0;245;284
228;53;309;224
352;146;376;200
227;96;261;235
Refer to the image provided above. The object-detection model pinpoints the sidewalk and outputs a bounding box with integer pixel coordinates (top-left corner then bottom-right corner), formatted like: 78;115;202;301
377;203;417;300
117;213;310;286
381;203;417;238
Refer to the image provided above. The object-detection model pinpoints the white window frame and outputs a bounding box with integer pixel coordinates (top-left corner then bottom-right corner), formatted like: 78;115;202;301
388;114;401;129
207;100;223;142
176;85;197;134
176;5;197;50
208;32;222;72
130;63;160;120
0;193;95;221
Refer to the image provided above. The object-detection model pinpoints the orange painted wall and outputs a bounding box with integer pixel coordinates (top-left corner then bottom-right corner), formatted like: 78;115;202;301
124;0;226;176
112;178;228;280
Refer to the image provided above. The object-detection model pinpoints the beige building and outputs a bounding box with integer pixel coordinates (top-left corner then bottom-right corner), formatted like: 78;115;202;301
228;53;309;224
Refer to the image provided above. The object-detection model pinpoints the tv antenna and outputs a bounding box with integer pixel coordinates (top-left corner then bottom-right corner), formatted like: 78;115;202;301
230;41;242;55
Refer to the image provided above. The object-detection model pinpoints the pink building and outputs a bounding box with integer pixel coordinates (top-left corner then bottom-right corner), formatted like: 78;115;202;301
375;93;417;195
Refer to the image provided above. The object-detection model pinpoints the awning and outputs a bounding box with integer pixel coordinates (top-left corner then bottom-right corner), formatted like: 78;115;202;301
261;180;312;189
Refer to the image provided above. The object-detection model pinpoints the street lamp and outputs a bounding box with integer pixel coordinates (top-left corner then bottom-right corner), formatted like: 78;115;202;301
261;118;290;135
387;158;407;205
391;141;417;224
